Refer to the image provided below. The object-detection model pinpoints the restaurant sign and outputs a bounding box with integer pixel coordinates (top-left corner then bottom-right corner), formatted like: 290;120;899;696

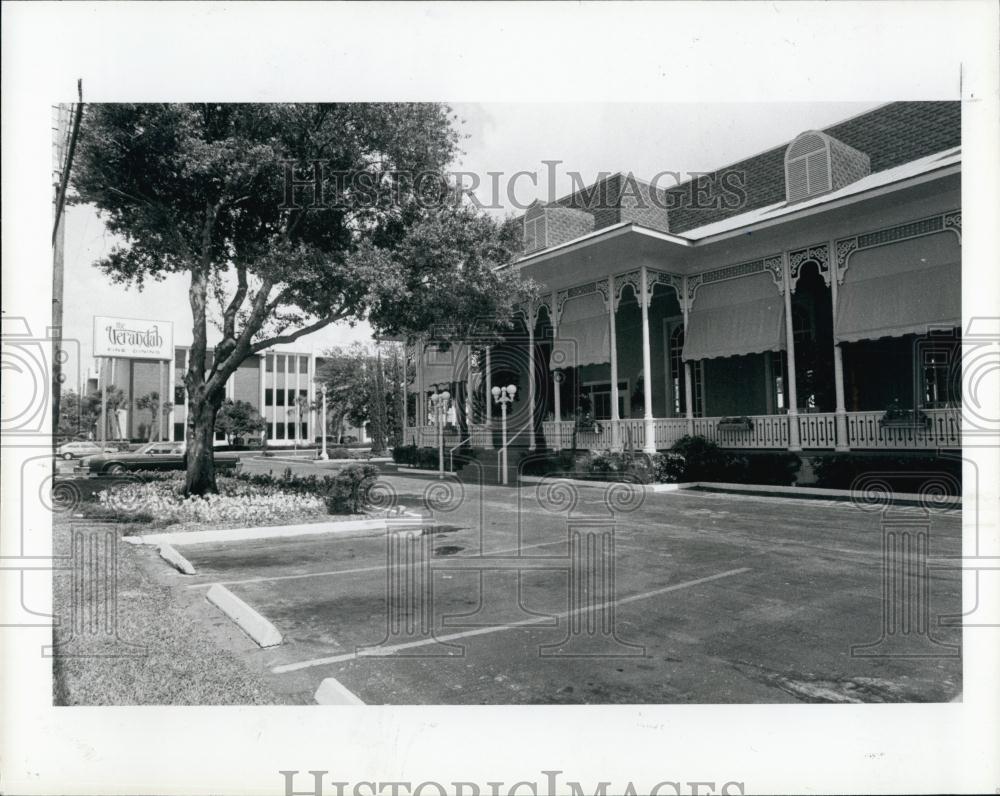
93;316;174;360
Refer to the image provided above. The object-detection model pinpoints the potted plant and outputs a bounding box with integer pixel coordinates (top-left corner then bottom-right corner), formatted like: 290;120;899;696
879;399;929;429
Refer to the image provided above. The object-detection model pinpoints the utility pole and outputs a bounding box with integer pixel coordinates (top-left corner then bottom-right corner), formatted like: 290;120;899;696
51;81;83;438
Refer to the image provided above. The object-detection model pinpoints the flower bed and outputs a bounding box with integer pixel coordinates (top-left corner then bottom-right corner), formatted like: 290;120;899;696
91;464;380;529
99;479;326;527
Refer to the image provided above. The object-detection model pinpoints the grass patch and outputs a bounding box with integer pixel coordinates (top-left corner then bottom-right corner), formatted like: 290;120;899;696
51;517;279;705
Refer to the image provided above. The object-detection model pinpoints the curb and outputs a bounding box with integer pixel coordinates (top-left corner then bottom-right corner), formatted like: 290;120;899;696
687;481;960;505
125;511;428;547
206;584;283;647
158;543;196;575
315;677;365;705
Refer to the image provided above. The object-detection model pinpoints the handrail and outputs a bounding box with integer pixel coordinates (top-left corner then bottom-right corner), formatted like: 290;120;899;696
448;434;474;472
497;425;527;475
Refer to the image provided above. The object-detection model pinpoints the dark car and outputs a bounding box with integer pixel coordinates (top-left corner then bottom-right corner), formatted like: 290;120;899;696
82;442;240;475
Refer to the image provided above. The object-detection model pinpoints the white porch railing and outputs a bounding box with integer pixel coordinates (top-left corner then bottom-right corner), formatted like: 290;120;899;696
846;408;961;449
425;409;962;453
795;412;838;449
691;414;791;449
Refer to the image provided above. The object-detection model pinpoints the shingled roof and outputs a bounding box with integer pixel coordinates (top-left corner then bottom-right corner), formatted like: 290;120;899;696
664;101;961;233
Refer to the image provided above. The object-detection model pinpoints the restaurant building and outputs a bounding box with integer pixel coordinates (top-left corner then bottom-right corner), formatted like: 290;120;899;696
405;102;962;455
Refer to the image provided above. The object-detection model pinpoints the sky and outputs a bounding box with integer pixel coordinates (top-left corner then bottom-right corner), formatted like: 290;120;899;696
61;101;880;389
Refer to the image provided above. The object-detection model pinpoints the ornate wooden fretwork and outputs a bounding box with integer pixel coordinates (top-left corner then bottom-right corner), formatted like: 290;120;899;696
613;270;642;310
646;269;684;307
687;253;785;307
555;280;607;322
788;243;831;291
834;210;961;284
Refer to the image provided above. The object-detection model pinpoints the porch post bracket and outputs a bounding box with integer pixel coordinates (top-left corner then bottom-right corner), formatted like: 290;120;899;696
613;270;642;311
788;243;831;291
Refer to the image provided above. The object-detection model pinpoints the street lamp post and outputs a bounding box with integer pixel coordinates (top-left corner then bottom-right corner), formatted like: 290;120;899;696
491;384;517;485
318;384;329;460
428;387;451;479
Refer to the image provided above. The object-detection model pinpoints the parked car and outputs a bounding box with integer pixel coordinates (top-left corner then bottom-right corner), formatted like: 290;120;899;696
56;440;116;460
81;442;241;475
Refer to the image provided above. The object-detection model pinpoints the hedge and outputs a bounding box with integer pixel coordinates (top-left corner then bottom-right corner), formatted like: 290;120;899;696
810;453;961;494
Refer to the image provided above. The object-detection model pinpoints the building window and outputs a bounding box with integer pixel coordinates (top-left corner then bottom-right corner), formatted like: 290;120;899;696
174;349;186;368
301;422;308;439
287;389;297;406
691;361;705;418
275;423;286;440
174;385;186;405
265;354;274;373
265;388;273;407
582;381;628;420
173;423;184;442
299;356;309;374
668;324;686;415
918;334;961;408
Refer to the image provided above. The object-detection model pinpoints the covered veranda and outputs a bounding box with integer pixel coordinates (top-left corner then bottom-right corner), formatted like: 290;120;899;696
403;213;962;454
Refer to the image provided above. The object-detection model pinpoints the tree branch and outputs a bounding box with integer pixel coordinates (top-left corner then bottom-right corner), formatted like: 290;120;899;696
250;313;347;353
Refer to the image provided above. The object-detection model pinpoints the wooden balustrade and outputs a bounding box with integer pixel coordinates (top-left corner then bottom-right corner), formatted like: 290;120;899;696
846;408;961;449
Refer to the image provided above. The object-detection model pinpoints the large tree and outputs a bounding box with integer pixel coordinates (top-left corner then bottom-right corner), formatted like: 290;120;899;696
72;104;525;494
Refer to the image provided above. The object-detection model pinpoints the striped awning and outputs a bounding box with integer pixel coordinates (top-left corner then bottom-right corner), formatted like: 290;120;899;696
836;262;960;343
409;342;470;393
682;272;785;361
549;291;609;369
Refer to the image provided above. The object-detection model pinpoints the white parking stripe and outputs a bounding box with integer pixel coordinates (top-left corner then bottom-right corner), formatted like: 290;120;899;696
271;566;751;673
186;538;570;589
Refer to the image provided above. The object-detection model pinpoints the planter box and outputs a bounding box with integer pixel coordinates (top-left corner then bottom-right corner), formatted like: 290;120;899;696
717;417;753;432
879;410;930;429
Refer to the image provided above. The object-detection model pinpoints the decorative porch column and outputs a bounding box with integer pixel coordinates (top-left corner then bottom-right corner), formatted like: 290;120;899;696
551;291;562;450
781;252;803;452
684;363;695;435
416;339;425;430
607;274;621;451
527;318;536;450
466;343;474;432
682;276;694;436
484;344;494;449
829;242;849;451
401;344;409;443
639;267;657;454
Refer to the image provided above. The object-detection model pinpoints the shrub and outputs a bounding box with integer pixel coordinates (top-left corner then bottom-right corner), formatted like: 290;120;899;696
651;452;686;483
669;435;728;481
392;444;447;470
667;436;800;485
589;451;659;484
810;453;961;494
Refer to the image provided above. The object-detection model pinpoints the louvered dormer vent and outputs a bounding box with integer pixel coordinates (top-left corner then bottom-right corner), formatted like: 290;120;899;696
784;130;871;204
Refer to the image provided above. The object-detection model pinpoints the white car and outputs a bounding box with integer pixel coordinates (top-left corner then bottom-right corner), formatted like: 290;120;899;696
56;440;116;460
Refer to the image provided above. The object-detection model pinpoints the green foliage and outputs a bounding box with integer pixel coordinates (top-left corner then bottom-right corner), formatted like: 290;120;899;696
811;453;960;493
71;103;528;495
216;398;266;445
234;464;380;514
669;435;729;481
392;444;447;470
669;435;800;485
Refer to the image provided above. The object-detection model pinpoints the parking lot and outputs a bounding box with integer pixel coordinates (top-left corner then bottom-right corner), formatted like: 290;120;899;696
142;472;964;705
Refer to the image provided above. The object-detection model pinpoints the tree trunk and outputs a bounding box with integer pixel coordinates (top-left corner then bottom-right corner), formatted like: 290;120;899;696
184;391;224;496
